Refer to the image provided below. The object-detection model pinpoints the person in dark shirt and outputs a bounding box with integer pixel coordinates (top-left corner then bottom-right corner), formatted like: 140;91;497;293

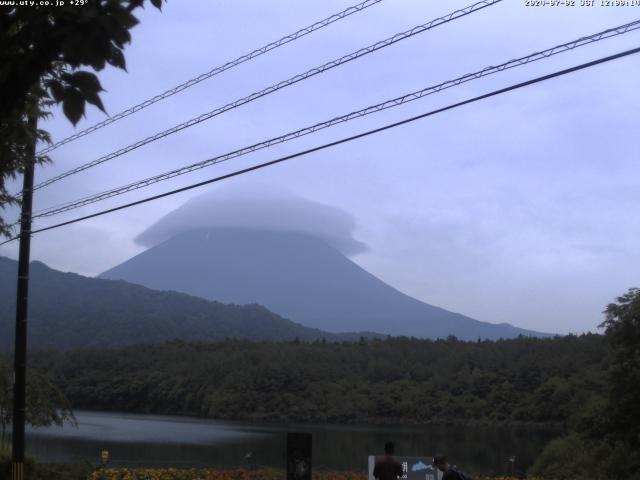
373;441;404;480
433;453;472;480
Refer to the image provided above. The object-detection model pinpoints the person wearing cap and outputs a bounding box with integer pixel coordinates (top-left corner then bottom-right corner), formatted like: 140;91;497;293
373;441;403;480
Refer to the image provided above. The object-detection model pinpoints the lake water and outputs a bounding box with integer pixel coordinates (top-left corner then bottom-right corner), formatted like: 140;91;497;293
23;410;559;475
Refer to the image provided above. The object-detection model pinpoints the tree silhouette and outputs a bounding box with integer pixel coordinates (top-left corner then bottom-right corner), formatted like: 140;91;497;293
0;0;164;237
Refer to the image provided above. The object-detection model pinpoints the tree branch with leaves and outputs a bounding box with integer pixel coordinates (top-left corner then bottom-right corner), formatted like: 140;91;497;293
0;359;76;450
0;0;164;237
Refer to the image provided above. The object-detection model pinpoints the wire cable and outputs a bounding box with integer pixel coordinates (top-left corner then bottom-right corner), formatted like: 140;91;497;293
27;0;502;194
30;19;640;219
2;45;636;247
36;0;385;156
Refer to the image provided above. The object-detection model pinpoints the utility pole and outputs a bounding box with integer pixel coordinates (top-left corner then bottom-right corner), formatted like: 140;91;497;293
11;115;37;480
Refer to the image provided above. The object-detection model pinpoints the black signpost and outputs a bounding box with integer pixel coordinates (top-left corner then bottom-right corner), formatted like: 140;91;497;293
286;432;312;480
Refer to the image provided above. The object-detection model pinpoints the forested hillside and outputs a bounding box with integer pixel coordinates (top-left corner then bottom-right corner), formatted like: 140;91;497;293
0;257;371;349
27;334;607;425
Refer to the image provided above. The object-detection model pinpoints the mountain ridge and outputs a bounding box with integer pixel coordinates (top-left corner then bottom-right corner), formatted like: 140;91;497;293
100;228;550;340
0;256;379;351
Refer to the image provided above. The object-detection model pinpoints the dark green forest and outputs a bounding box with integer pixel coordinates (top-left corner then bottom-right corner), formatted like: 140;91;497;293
530;288;640;479
1;287;637;479
25;334;607;425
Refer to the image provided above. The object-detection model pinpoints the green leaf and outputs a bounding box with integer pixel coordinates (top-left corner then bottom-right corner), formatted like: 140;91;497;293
62;88;85;126
107;20;132;48
127;0;145;11
84;90;106;113
111;5;140;29
67;71;103;96
109;46;126;71
61;35;86;67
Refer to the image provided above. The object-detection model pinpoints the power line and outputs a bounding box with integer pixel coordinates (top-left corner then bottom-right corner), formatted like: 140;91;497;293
36;0;385;156
2;45;637;247
26;0;502;194
30;19;640;219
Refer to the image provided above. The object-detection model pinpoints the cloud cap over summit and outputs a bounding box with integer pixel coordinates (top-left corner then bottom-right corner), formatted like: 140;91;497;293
135;186;368;256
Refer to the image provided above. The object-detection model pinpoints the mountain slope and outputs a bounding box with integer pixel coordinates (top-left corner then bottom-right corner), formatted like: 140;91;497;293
0;256;361;351
101;228;548;339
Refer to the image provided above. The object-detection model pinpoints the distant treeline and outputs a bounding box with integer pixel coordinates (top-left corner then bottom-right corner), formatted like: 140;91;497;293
26;334;607;425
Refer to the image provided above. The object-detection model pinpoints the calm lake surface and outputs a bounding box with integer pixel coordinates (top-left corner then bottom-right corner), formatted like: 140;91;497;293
24;410;559;475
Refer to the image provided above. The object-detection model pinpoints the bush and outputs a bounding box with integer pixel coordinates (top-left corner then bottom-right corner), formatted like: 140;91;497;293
529;433;592;479
530;432;640;480
0;449;93;480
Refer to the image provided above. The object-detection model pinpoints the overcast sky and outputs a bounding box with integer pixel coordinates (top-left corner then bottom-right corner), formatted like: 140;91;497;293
2;0;639;334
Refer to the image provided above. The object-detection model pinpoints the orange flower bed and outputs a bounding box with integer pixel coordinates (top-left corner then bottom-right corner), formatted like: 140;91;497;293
87;467;368;480
87;469;543;480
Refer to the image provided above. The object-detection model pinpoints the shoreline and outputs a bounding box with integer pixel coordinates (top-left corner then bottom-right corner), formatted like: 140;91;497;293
65;408;566;430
